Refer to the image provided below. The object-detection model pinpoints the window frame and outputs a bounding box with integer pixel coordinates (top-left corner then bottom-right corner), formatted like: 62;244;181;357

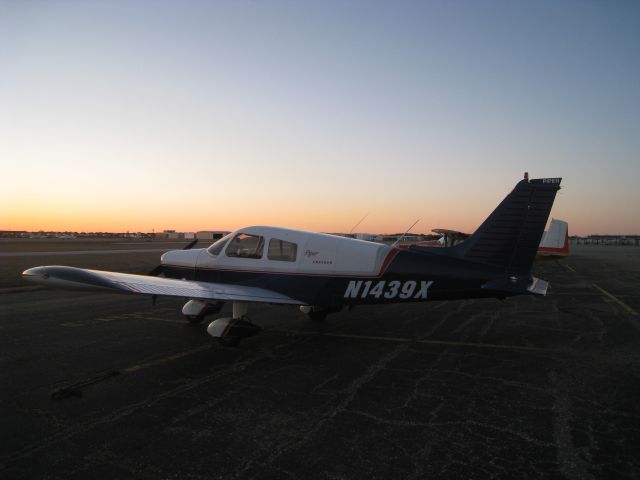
224;233;265;259
267;238;298;262
206;233;232;256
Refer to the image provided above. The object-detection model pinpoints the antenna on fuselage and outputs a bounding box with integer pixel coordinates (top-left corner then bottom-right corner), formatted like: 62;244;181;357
349;212;369;234
391;219;420;248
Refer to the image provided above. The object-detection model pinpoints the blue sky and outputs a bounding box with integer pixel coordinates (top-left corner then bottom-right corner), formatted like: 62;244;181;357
1;1;639;234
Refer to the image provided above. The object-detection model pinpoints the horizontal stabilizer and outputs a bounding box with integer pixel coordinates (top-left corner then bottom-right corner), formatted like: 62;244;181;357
482;275;549;296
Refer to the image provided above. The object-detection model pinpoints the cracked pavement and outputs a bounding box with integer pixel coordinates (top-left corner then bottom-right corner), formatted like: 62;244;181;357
1;245;639;479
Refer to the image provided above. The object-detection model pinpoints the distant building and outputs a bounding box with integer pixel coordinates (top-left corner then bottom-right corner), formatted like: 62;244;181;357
154;229;176;240
355;233;376;242
572;235;640;246
196;230;230;240
0;230;29;238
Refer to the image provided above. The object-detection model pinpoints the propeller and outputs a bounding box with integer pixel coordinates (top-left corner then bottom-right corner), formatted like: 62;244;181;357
148;238;199;306
148;264;164;277
182;238;199;250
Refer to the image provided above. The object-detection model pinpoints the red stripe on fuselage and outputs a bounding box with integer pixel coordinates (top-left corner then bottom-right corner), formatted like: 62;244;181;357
379;248;400;275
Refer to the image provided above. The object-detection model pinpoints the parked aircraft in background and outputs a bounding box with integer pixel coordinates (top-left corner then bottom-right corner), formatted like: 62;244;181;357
538;219;569;257
23;175;562;346
409;220;569;257
404;229;470;248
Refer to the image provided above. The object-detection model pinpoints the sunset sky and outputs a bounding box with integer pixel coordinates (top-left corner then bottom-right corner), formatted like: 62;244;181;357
2;1;639;236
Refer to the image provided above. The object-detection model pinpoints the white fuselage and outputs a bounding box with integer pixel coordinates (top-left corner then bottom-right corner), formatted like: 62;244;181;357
162;226;394;277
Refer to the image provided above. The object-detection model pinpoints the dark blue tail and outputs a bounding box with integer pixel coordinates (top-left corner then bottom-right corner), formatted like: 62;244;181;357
454;177;562;273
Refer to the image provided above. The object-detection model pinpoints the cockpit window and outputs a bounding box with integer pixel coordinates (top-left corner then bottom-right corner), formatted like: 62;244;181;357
268;238;298;262
225;233;265;259
207;233;232;256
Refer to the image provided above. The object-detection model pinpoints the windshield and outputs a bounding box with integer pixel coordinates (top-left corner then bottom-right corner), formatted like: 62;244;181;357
206;233;232;256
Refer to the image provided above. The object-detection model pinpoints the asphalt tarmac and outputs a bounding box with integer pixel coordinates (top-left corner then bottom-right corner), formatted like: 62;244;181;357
1;243;639;479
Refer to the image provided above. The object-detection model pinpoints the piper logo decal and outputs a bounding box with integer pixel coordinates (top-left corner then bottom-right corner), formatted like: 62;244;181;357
344;280;433;299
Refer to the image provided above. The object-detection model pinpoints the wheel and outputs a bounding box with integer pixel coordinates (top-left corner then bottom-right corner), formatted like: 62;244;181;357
218;336;242;347
185;315;204;324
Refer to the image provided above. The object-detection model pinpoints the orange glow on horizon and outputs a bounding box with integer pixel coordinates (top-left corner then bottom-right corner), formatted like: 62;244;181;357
4;204;486;235
3;163;637;238
4;204;634;237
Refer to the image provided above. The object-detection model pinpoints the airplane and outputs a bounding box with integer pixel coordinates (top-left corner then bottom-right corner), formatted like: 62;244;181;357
407;219;568;256
402;229;470;248
23;175;562;346
537;218;569;257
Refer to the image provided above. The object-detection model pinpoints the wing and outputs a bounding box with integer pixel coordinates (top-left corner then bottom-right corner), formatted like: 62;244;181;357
22;266;304;305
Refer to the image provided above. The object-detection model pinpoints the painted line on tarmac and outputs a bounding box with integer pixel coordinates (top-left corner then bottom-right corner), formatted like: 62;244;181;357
556;260;576;273
138;317;186;325
112;242;190;245
284;330;552;352
592;283;638;316
0;248;170;257
122;345;213;374
93;314;185;325
49;344;214;400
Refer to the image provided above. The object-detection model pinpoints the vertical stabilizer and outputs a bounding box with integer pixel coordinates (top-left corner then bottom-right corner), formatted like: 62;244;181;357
455;177;561;273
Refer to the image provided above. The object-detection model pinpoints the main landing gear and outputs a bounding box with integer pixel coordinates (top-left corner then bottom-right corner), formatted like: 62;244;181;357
211;316;261;347
182;300;260;347
208;302;261;347
182;299;224;324
182;301;343;347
